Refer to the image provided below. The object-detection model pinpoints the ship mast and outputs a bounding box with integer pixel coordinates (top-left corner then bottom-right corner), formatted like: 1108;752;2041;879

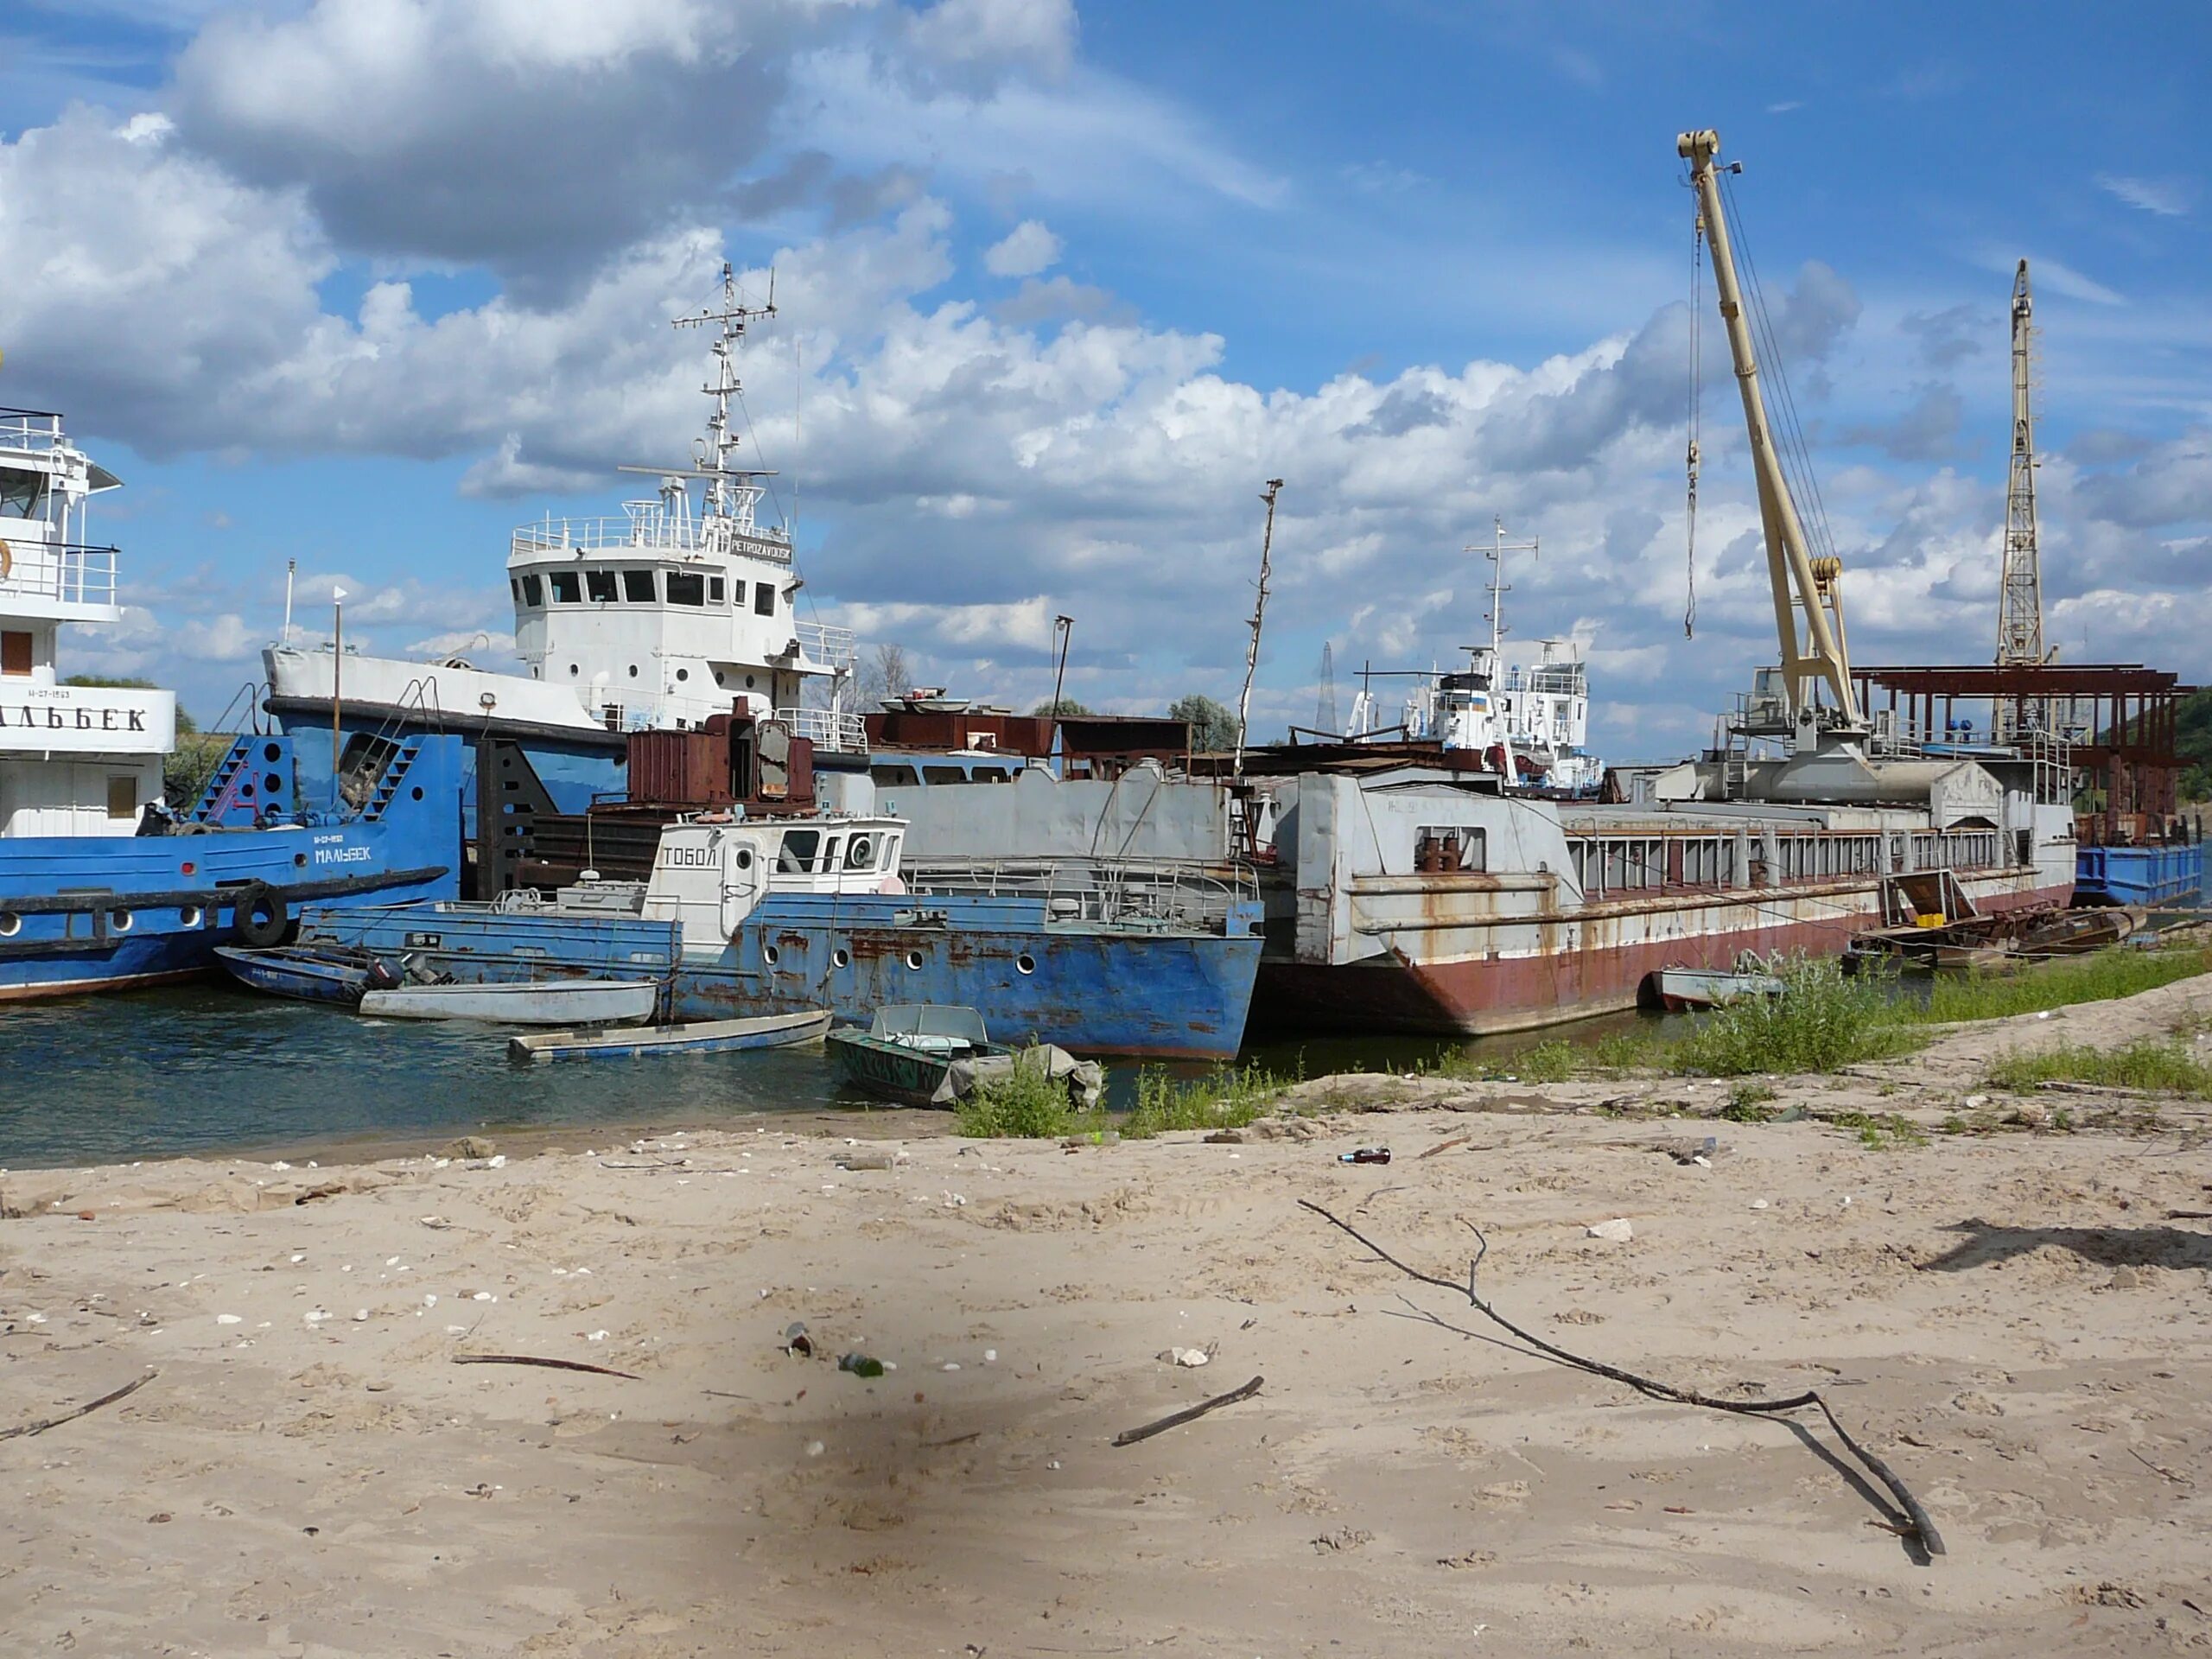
1997;259;2044;671
626;263;779;547
1473;516;1537;658
1678;130;1864;730
1233;480;1285;778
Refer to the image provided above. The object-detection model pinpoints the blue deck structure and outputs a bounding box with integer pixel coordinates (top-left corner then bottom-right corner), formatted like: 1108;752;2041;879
2075;842;2204;909
0;734;462;1001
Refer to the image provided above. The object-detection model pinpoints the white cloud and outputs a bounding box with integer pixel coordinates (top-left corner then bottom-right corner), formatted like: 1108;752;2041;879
983;219;1062;278
2095;172;2192;218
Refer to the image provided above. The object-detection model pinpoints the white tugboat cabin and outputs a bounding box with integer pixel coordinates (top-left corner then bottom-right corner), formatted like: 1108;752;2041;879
0;407;175;836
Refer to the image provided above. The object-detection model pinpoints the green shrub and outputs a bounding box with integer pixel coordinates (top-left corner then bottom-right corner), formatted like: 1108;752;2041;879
955;1048;1082;1139
1671;957;1920;1077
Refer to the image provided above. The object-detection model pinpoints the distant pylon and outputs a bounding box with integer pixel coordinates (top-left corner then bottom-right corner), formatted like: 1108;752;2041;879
1316;641;1338;734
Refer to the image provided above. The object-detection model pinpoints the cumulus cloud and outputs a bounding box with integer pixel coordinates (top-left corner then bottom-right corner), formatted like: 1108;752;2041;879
982;219;1062;277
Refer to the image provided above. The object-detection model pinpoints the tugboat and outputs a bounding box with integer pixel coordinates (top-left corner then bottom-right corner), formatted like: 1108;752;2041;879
0;403;463;1000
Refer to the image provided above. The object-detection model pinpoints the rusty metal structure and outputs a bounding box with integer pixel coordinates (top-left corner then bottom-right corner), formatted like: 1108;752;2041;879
1851;661;2195;842
1997;260;2047;677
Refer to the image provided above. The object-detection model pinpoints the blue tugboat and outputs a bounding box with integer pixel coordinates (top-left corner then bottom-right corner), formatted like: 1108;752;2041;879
276;810;1262;1057
0;404;463;1001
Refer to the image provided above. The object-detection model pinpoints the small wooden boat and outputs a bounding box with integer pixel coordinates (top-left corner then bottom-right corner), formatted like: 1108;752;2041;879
507;1008;831;1063
359;977;659;1027
827;1004;1103;1109
1650;963;1786;1012
215;944;395;1006
2012;907;2135;959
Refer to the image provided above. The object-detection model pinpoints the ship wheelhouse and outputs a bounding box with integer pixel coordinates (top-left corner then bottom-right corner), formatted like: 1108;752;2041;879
0;408;174;838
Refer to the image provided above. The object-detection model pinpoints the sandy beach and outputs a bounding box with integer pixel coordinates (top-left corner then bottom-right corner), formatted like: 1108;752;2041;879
7;979;2212;1657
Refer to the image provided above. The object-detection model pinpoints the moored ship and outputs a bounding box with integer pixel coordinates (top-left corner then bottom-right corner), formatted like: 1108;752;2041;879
0;404;463;1000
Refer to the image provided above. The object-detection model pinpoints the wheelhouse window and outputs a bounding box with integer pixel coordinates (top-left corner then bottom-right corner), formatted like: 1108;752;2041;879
666;571;705;606
509;578;522;602
549;570;581;604
0;466;46;519
753;582;777;616
520;574;543;606
776;829;820;873
708;577;726;606
845;834;875;871
870;764;920;787
922;765;968;785
585;569;618;604
622;569;656;602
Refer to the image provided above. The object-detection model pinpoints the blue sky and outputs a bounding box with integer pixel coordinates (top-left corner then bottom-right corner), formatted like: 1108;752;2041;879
2;0;2206;753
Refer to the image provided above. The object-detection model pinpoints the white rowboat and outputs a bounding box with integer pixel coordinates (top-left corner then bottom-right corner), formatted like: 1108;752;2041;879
359;977;659;1026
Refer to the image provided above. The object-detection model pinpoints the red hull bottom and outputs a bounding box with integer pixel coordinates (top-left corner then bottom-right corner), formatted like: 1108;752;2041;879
1251;882;2073;1037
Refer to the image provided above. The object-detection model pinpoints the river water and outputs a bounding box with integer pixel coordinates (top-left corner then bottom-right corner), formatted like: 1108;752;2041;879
0;984;1676;1171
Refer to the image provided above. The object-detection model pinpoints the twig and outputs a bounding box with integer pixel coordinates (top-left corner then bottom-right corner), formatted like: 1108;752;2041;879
2129;1446;2190;1486
1113;1375;1263;1447
1297;1198;1945;1558
2166;1209;2212;1222
453;1353;640;1381
0;1370;155;1441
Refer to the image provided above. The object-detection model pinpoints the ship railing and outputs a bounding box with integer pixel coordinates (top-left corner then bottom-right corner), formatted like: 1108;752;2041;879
794;621;857;671
904;855;1259;934
0;407;65;454
510;512;792;560
0;543;118;607
773;705;867;752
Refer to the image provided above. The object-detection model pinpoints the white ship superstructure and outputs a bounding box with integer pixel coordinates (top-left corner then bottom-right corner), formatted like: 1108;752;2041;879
0;407;175;836
264;264;858;751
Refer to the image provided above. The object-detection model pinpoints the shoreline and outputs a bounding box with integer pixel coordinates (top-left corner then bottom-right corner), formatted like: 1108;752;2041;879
5;975;2211;1654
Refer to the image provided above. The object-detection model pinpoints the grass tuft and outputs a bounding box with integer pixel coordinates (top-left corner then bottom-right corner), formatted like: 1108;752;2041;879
1984;1039;2212;1100
1123;1063;1286;1139
1914;947;2212;1026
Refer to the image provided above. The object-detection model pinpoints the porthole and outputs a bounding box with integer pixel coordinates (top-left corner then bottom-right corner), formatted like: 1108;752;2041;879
179;906;203;927
109;910;132;933
714;670;726;686
294;853;308;868
627;664;638;678
735;848;753;870
410;785;423;801
263;741;283;763
676;668;690;683
569;664;579;676
1016;953;1036;975
904;949;924;970
0;912;19;938
762;944;779;967
264;772;283;793
832;948;849;969
745;675;756;689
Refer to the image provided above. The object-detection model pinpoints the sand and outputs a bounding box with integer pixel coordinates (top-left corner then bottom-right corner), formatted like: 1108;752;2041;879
6;980;2212;1656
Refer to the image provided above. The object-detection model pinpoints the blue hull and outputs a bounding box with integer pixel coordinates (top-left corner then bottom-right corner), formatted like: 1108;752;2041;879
292;890;1262;1058
213;945;376;1005
0;736;464;1001
2076;843;2203;909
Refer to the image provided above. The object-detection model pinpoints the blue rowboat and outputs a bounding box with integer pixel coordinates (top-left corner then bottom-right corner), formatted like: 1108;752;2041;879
214;944;393;1005
507;1008;830;1063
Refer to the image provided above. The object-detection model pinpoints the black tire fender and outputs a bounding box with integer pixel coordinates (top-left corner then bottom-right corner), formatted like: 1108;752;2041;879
232;880;291;949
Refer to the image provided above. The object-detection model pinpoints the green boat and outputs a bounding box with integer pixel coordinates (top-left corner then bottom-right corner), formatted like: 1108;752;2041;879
826;1004;1103;1109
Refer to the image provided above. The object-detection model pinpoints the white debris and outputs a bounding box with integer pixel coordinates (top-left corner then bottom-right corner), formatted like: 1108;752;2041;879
216;1314;243;1325
486;1155;506;1169
588;1331;609;1343
805;1440;825;1459
1963;1095;1988;1109
352;1309;369;1323
1750;1198;1770;1211
386;1257;402;1268
1691;1155;1713;1168
943;1363;961;1372
983;1349;998;1363
304;1309;330;1324
1586;1217;1635;1243
289;1254;306;1264
1169;1347;1211;1369
471;1291;495;1302
423;1294;438;1307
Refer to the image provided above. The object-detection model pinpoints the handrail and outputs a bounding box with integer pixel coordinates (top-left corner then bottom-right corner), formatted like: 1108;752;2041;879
0;543;119;607
903;855;1258;933
212;679;269;738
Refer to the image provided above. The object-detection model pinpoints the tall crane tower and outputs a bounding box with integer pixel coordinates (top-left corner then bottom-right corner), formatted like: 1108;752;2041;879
1996;259;2045;671
1678;130;1864;734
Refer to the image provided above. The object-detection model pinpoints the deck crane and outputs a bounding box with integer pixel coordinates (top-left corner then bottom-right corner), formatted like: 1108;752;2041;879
1678;130;1866;738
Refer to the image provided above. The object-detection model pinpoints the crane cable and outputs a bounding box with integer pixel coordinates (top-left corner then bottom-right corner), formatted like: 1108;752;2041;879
1685;207;1703;639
